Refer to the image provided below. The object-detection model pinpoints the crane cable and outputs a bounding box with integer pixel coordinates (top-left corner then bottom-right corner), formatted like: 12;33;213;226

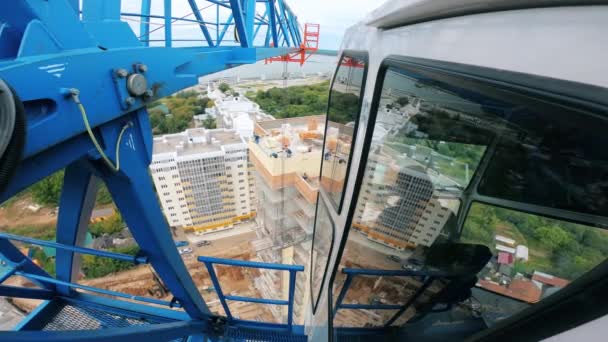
69;91;131;172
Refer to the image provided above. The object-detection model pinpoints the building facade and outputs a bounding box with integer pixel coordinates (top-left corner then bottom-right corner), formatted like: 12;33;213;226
248;116;325;323
150;128;256;233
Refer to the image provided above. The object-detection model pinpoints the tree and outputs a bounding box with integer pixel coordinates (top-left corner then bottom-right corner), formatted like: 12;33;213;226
218;82;231;93
31;171;64;206
250;81;330;119
202;115;217;129
89;213;125;237
535;226;572;249
82;245;140;278
396;96;410;106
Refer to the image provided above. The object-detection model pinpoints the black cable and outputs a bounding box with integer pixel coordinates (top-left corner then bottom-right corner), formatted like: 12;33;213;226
0;81;26;195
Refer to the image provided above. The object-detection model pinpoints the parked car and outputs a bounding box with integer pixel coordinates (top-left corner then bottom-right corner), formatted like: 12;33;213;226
178;247;193;255
196;240;212;247
387;255;401;263
174;241;189;248
401;264;420;271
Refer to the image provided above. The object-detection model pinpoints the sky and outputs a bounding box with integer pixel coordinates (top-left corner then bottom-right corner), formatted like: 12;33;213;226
120;0;381;50
286;0;380;49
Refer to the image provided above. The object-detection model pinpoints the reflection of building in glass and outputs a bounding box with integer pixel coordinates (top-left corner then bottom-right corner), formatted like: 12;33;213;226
321;123;355;204
352;148;451;250
150;128;256;232
248;115;325;323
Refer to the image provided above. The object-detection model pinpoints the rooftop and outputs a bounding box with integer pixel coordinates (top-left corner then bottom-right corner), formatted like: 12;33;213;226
532;271;570;288
153;128;245;156
253;115;327;157
478;278;542;303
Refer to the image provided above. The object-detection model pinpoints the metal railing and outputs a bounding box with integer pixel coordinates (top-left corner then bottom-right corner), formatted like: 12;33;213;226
333;268;451;327
198;256;304;329
0;232;184;309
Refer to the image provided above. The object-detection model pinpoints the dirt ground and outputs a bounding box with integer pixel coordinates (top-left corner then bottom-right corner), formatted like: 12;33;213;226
0;194;58;228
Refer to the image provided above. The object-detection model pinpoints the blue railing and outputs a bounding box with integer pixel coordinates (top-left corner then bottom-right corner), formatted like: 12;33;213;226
198;256;304;329
333;268;450;327
0;232;184;308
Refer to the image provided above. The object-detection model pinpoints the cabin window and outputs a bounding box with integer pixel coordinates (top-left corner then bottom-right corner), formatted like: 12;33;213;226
311;199;335;312
332;65;472;329
321;53;367;212
331;56;608;338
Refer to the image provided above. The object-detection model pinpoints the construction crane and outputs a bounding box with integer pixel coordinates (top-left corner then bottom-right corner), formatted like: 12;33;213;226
0;1;312;341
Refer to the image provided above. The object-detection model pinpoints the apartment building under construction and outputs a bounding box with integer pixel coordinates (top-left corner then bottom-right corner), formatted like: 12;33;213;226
248;115;325;324
150;128;256;233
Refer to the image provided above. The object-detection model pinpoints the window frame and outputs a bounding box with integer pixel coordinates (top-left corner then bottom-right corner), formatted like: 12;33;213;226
320;50;369;214
327;54;608;339
310;197;336;314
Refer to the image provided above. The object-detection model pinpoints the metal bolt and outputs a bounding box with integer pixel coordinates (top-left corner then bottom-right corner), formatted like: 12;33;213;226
125;97;136;106
115;69;129;78
137;64;148;73
144;89;154;98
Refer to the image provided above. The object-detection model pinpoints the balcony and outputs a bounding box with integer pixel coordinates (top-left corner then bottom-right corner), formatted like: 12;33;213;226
293;195;316;217
294;174;319;204
293;210;313;235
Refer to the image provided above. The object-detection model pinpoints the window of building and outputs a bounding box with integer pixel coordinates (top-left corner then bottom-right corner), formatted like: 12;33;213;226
320;53;367;213
311;200;335;313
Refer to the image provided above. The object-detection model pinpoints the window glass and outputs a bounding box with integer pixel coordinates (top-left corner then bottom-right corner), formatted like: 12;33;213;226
321;55;366;211
461;202;608;325
311;200;335;311
332;59;608;338
478;104;608;216
333;66;476;330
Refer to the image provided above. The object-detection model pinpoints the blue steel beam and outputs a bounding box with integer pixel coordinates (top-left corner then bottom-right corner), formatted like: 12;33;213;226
0;260;26;284
384;278;434;327
187;0;215;46
199;256;304;326
164;0;172;47
15;271;181;308
198;256;304;271
229;0;250;47
0;232;149;265
55;162;98;295
276;0;291;46
98;109;210;319
245;0;256;39
0;285;54;300
140;0;152;47
0;0;304;335
253;8;268;42
225;294;289;306
202;260;233;319
267;0;279;46
217;14;234;45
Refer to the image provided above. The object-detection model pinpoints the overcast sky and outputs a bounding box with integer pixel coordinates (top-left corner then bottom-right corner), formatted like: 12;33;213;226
121;0;381;50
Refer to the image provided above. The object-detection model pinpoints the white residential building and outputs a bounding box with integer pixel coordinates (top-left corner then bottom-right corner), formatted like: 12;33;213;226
150;128;256;232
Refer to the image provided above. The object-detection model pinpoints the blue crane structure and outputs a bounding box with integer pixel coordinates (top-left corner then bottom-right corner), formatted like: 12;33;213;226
0;1;310;340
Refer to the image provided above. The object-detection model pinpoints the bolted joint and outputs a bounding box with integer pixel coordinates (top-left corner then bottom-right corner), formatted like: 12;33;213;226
115;68;129;78
144;89;154;98
125;97;136;106
136;64;148;73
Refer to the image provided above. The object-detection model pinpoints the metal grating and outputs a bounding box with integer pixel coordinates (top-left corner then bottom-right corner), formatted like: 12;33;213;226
40;303;187;341
42;304;153;331
224;326;307;342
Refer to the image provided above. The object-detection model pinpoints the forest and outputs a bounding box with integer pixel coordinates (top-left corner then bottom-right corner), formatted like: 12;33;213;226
147;90;215;135
247;81;330;118
461;203;608;279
